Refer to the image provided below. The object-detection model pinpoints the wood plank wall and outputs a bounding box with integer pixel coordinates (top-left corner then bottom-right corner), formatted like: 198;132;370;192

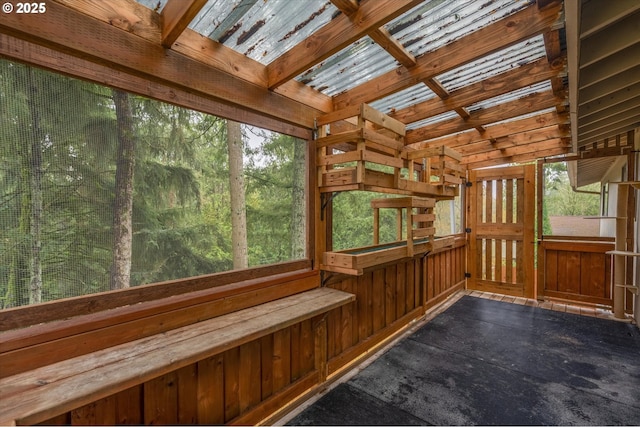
32;242;465;426
540;239;614;306
325;240;465;376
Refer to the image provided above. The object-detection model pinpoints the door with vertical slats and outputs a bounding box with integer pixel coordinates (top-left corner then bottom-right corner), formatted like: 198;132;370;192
467;165;535;298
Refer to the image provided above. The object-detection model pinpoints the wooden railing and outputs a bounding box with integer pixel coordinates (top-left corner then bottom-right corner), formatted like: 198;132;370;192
538;237;614;306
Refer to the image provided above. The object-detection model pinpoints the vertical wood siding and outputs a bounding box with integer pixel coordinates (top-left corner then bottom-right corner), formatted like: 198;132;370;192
34;243;465;425
540;239;613;306
326;242;465;375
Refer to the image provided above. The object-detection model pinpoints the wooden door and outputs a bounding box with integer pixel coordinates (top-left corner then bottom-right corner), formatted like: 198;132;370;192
467;165;535;298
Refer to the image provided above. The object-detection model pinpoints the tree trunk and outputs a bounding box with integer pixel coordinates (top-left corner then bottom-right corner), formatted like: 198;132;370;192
26;67;43;305
227;120;248;269
110;89;136;290
290;137;306;259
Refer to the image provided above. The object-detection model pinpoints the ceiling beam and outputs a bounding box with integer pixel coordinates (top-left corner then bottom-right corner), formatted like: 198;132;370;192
0;0;321;128
455;125;569;156
466;145;571;170
407;111;567;150
405;90;563;144
390;57;564;124
369;27;417;68
160;0;208;47
463;138;570;164
266;0;422;89
333;2;563;110
51;0;333;113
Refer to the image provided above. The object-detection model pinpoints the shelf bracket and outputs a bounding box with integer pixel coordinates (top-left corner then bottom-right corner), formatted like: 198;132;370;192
321;192;341;221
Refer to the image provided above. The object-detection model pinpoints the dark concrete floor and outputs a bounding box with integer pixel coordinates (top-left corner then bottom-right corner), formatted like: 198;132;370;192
288;295;640;426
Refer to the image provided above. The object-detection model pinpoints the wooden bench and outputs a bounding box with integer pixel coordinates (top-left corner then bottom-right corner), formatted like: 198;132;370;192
0;287;354;426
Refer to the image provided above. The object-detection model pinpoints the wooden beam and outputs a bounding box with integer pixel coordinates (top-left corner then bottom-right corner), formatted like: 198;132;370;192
333;2;563;110
390;57;564;124
464;140;571;170
455;125;569;156
267;0;422;89
405;90;563;144
369;27;417;68
0;0;321;128
407;110;568;149
330;0;359;16
160;0;208;47
0;34;311;139
53;0;333;114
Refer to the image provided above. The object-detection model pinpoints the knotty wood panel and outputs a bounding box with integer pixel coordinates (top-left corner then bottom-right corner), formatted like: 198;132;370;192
34;317;336;426
540;239;613;305
17;247;465;426
326;243;465;374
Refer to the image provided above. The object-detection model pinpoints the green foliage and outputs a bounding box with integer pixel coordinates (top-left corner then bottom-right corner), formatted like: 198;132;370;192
542;162;601;235
0;60;306;308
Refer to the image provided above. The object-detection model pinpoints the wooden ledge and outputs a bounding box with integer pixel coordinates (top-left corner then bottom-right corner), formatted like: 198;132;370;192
0;287;355;426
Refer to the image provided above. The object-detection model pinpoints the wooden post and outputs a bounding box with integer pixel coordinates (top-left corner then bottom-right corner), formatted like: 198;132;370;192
313;314;328;383
613;184;628;319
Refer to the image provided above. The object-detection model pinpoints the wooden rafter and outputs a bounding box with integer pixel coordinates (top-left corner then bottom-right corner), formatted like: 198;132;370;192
455;125;570;157
464;143;572;170
407;111;568;149
51;0;333;114
266;0;422;89
368;27;417;68
333;2;563;110
390;58;565;125
160;0;208;47
405;90;563;144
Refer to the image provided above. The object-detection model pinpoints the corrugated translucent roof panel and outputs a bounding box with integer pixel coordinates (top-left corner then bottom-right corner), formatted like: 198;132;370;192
369;84;436;114
387;0;533;58
406;111;460;130
467;81;552;112
296;37;399;96
437;36;547;92
137;0;338;65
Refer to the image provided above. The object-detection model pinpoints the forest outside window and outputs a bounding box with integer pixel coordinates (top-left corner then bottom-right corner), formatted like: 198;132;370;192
0;60;307;309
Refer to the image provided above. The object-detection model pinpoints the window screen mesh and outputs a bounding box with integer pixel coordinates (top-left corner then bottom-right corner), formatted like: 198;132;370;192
0;60;306;309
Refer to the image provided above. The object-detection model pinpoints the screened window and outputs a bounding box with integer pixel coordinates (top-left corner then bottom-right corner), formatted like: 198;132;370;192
542;162;601;237
0;60;307;309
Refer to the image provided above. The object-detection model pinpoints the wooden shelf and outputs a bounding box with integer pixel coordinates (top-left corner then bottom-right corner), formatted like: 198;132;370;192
606;250;640;257
316;103;462;199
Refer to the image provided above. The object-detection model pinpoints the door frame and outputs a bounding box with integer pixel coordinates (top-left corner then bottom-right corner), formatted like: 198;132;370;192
466;164;535;298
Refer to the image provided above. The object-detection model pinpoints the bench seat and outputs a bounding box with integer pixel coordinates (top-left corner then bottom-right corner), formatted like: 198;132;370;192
0;287;354;426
